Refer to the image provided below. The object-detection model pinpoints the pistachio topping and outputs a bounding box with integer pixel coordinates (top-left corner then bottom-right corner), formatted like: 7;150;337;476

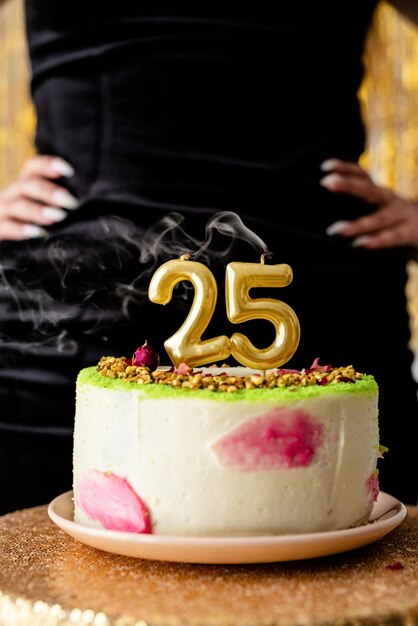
96;356;364;392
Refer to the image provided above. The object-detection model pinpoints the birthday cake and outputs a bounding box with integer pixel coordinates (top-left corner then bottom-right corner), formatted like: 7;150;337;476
73;353;380;536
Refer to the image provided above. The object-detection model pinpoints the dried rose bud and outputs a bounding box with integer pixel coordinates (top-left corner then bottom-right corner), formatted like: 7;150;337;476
133;341;160;371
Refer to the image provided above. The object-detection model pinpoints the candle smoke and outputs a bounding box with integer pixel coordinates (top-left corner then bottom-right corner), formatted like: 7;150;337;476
0;210;268;362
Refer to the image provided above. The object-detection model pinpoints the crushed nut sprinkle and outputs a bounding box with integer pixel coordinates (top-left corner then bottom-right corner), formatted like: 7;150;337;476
97;356;364;392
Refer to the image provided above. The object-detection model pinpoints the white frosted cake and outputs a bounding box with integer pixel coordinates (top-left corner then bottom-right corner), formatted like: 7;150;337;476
73;356;380;536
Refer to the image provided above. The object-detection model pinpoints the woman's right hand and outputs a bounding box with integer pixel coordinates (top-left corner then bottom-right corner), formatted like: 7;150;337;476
0;154;79;242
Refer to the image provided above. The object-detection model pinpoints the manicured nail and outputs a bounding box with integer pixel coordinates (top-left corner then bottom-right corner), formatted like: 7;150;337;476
326;220;351;236
51;158;75;177
320;159;340;172
319;173;344;187
41;206;68;222
351;235;371;248
22;224;47;239
51;190;80;210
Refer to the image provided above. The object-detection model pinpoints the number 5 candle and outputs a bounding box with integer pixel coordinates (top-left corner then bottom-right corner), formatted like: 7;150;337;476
225;254;300;370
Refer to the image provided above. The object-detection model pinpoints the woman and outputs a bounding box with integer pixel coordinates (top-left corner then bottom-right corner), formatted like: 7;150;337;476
0;1;417;513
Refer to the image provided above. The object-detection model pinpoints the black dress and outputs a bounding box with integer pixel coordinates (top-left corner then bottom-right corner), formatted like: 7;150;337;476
0;1;416;512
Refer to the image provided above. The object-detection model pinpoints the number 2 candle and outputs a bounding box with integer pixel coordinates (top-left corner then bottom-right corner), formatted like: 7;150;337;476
225;254;300;370
148;253;231;368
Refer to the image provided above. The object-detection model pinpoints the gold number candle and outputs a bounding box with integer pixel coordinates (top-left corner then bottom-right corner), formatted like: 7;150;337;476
148;253;230;368
225;254;300;370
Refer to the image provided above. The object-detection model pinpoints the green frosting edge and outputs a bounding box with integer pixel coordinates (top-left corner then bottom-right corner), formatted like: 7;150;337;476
77;366;378;403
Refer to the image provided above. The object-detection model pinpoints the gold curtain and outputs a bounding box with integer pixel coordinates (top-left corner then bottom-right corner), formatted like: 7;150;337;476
360;3;418;348
0;0;34;184
1;0;418;344
361;3;418;195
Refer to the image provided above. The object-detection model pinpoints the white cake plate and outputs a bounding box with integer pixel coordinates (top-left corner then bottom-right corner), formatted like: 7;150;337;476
48;490;406;564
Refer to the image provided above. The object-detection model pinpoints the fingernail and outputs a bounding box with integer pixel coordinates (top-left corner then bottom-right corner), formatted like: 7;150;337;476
351;236;371;248
22;224;47;239
326;220;351;236
320;173;344;187
320;159;339;172
41;206;68;222
51;158;75;177
51;190;80;210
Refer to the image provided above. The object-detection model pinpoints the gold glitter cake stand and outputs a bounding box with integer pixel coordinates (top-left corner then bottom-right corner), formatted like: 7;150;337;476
0;505;417;626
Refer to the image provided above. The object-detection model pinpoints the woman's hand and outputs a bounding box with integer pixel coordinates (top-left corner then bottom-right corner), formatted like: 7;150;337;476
320;158;418;249
0;154;79;242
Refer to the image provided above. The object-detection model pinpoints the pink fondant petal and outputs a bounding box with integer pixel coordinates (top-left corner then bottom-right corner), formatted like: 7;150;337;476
365;473;379;506
75;470;151;533
212;408;324;471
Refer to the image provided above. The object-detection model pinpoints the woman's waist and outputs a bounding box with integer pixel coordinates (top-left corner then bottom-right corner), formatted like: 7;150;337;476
56;154;373;228
37;124;365;225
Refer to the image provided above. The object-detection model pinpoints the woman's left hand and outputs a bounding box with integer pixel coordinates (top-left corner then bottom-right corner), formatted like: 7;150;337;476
320;159;418;249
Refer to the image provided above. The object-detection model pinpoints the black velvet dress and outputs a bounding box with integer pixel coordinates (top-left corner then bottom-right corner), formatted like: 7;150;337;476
0;1;416;513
